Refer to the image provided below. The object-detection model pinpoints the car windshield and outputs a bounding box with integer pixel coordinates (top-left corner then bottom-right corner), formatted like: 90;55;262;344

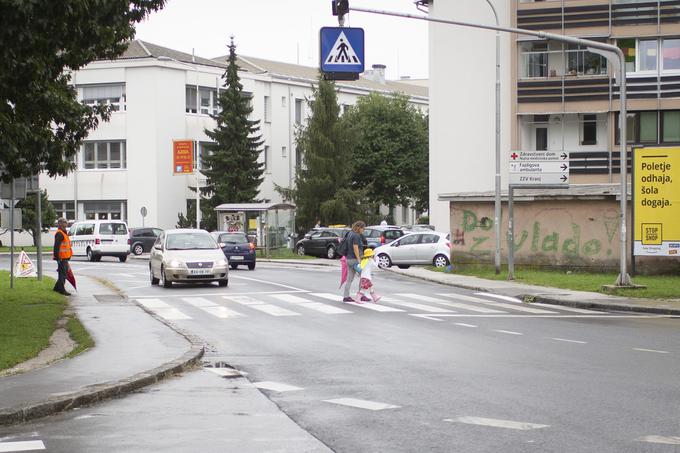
218;233;248;244
166;233;218;250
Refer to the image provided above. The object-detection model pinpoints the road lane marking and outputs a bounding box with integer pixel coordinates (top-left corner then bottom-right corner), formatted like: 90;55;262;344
0;441;46;452
551;338;588;344
454;323;478;328
224;296;300;316
135;299;192;320
633;348;670;354
206;368;241;377
324;398;400;411
440;293;557;314
434;294;507;313
136;298;170;309
230;274;306;292
474;293;524;304
130;290;306;299
493;330;523;336
253;381;303;392
182;297;244;319
310;293;404;312
532;303;601;314
411;314;667;319
637;435;680;445
444;416;549;430
380;296;454;313
270;294;352;314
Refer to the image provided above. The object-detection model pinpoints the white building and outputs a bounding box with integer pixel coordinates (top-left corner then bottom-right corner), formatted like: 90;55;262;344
30;40;428;235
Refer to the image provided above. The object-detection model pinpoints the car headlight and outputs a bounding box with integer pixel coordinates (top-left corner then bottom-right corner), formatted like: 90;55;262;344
168;259;185;268
215;259;228;267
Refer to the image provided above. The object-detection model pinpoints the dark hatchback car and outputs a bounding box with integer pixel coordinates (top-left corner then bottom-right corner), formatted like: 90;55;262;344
295;227;349;259
363;226;405;249
211;231;256;270
129;227;163;255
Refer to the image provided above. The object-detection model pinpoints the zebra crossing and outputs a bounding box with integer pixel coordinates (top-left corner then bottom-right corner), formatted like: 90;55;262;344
131;290;620;322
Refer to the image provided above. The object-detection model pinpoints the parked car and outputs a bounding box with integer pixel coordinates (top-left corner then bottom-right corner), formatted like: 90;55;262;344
68;219;131;262
295;227;349;259
149;229;229;288
374;231;451;269
211;231;256;270
401;224;436;233
363;226;405;249
129;227;163;255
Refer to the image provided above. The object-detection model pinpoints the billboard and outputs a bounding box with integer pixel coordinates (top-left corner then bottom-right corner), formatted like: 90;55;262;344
173;140;194;175
633;146;680;256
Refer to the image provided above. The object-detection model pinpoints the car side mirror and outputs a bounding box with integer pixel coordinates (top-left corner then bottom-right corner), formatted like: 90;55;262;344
391;242;399;247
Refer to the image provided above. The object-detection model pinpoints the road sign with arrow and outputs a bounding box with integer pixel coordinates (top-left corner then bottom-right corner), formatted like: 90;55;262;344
509;151;569;187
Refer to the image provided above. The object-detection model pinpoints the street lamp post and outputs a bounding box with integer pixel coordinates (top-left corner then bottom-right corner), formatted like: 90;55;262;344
348;5;632;286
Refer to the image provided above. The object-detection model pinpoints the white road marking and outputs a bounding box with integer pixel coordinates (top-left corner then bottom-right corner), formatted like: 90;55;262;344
637;435;680;445
411;314;666;319
454;323;478;328
633;348;670;354
0;441;46;452
182;297;244;318
435;294;508;313
380;297;454;313
310;293;404;312
225;296;300;317
136;298;170;309
270;294;352;314
531;303;601;314
474;293;524;304
445;416;549;430
206;368;241;377
130;290;306;299
114;273;136;278
551;338;588;344
181;297;217;307
493;330;523;336
324;398;400;411
467;297;558;314
134;299;192;320
230;274;306;292
253;381;303;392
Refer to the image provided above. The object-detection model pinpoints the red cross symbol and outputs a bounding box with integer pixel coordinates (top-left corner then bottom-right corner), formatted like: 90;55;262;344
510;152;519;160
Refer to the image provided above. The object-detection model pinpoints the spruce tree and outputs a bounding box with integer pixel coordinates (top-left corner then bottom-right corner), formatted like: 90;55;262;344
201;37;264;230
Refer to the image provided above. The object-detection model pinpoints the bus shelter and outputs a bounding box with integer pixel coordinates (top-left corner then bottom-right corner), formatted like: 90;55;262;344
214;202;296;253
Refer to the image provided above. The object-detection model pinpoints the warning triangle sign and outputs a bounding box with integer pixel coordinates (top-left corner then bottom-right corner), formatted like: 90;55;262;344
14;250;37;278
324;31;361;65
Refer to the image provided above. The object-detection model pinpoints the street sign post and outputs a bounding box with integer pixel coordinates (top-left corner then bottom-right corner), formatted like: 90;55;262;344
320;27;365;81
141;206;148;228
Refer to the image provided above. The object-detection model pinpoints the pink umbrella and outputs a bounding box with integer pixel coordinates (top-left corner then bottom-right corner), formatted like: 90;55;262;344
339;256;348;288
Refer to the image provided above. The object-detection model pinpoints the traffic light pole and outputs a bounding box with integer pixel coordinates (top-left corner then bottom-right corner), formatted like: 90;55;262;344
348;5;632;286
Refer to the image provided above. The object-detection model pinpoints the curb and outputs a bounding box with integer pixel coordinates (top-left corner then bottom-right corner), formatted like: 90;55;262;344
385;268;680;316
0;286;205;427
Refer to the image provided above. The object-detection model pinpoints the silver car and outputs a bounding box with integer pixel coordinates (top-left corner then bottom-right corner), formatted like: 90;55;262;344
149;229;229;288
373;231;451;269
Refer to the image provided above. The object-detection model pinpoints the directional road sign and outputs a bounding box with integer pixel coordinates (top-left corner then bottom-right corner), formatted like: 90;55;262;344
510;162;570;173
509;150;569;187
509;151;569;162
320;27;365;79
509;173;569;186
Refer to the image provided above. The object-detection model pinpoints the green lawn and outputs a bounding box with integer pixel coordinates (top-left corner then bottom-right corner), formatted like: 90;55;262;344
66;316;95;359
262;248;317;260
0;246;38;253
0;271;66;371
428;265;680;300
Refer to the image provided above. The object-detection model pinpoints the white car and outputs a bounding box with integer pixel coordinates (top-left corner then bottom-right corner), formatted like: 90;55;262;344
69;220;131;262
149;229;229;288
374;231;451;269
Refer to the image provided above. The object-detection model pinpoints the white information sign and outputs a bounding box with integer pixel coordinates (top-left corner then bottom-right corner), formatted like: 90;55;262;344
509;151;569;187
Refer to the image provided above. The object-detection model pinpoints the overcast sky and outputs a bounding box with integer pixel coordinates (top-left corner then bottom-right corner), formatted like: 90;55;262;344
135;0;429;80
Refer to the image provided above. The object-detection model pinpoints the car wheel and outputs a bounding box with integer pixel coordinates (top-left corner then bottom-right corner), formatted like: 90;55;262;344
132;243;144;255
119;255;128;263
150;265;159;285
160;265;172;288
377;254;392;269
433;254;450;268
87;248;95;262
397;265;411;269
296;245;305;256
230;263;238;270
218;279;228;287
326;245;337;259
248;263;255;271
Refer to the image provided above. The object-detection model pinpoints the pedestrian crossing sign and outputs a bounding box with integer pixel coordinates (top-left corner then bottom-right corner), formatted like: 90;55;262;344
320;27;365;79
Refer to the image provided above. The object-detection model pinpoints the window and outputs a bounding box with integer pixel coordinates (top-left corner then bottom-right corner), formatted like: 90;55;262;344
398;235;421;246
281;96;287;107
580;114;597;145
186;86;219;115
263;145;270;171
662;111;680;142
80;84;126;111
83;201;124;220
295;148;303;172
640;111;658;143
99;223;128;235
520;41;548;78
535;127;548;151
52;201;75;220
662;39;680;71
421;234;440;244
639;39;658;72
81;141;126;169
194;142;214;170
185;86;197;113
264;96;271;123
294;99;303;124
618;38;636;73
567;44;607;76
282;146;287;158
75;223;95;235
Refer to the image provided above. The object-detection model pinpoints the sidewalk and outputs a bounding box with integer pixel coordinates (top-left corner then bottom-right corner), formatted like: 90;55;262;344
0;274;203;426
261;259;680;315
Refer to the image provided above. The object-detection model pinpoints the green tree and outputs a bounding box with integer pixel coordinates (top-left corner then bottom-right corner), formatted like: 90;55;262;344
343;93;429;213
279;76;365;230
200;38;264;231
0;0;166;181
16;190;57;246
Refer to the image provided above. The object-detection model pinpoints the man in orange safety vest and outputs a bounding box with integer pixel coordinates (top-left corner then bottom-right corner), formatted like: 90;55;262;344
53;217;72;295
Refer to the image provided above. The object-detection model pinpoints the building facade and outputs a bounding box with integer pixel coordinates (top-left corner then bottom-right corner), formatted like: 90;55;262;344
28;40;428;236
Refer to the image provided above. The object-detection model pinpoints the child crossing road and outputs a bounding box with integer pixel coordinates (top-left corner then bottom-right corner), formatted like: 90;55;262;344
355;248;381;304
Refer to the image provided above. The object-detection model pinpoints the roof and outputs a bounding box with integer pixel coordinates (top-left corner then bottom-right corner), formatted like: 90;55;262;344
438;184;631;202
211;54;428;99
114;40;227;69
214;202;296;212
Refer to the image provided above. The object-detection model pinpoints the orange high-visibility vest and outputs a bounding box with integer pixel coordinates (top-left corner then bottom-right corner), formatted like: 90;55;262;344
56;230;72;259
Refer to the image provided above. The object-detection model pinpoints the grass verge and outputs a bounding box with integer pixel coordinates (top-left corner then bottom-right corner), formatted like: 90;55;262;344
428;264;680;300
263;248;317;260
0;271;66;371
65;315;95;359
0;246;38;253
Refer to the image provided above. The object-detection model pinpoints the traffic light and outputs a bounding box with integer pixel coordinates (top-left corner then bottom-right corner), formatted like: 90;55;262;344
332;0;349;17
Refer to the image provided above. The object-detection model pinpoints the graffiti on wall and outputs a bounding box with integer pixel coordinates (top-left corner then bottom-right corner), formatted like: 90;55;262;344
452;203;620;265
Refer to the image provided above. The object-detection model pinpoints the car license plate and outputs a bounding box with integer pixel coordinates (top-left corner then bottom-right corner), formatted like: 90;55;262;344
190;269;212;275
230;256;244;261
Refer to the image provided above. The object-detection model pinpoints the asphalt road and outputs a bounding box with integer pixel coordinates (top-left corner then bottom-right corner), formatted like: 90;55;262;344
1;256;679;452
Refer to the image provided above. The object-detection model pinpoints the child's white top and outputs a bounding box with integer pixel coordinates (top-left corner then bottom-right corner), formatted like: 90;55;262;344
360;257;378;281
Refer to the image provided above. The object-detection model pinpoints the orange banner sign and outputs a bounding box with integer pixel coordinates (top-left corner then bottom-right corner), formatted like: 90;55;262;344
173;140;194;174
